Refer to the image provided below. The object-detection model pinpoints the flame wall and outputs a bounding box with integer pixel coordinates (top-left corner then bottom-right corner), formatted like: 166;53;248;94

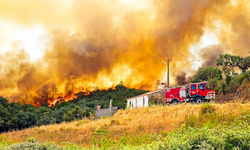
0;0;250;104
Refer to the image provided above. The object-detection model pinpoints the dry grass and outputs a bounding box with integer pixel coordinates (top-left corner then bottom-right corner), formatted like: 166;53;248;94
2;103;250;148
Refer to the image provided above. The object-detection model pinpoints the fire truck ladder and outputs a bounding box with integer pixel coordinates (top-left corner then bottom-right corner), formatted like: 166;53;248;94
233;90;241;102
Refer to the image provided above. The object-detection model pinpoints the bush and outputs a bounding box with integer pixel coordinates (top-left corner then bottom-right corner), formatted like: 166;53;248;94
199;103;216;115
208;77;219;88
228;80;240;93
122;122;250;150
28;138;37;143
92;129;109;135
216;80;228;95
240;78;249;91
4;142;62;150
235;71;250;84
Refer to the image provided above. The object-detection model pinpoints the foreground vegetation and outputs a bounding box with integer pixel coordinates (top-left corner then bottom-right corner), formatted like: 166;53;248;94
1;103;250;149
2;121;250;150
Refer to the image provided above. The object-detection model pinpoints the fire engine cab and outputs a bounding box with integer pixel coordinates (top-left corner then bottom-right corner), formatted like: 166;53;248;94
165;81;215;104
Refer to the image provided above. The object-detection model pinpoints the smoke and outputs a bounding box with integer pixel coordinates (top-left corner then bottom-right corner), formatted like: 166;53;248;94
200;45;225;68
175;72;190;86
0;0;250;103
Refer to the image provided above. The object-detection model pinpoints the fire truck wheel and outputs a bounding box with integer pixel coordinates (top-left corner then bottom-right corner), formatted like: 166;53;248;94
195;97;203;104
171;99;179;105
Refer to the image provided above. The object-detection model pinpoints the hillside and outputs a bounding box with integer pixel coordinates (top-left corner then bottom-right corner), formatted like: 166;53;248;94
0;84;147;133
2;103;250;149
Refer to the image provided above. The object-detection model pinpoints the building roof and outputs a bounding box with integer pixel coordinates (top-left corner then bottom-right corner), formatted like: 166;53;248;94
126;94;147;100
126;88;166;100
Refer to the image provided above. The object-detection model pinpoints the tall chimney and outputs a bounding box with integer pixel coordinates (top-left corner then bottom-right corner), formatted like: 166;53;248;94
97;104;101;110
161;82;165;89
109;99;113;116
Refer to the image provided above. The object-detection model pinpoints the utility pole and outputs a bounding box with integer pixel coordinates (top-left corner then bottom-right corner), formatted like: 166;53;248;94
162;59;171;88
167;59;171;88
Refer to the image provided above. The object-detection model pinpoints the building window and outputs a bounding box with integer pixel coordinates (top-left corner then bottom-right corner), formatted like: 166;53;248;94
129;101;132;108
143;98;145;106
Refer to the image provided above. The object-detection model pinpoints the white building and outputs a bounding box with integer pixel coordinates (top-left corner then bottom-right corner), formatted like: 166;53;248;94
126;94;149;108
126;88;166;109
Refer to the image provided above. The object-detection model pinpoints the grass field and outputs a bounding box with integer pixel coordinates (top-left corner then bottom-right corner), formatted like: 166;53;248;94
1;103;250;149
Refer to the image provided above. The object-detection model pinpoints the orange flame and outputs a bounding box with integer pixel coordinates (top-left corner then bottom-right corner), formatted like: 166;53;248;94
33;101;40;107
47;92;76;107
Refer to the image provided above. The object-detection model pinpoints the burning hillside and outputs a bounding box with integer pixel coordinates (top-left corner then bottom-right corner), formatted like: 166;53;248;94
0;0;250;104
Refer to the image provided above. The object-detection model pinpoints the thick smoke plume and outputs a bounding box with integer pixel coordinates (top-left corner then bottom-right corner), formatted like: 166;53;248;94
175;72;190;86
200;46;225;68
0;0;250;104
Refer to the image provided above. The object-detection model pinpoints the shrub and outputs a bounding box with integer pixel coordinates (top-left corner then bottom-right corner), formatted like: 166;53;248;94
4;142;62;150
183;112;199;127
0;134;12;148
121;122;250;150
243;90;248;102
208;77;219;88
199;103;216;115
137;125;145;132
27;138;37;143
228;80;240;93
213;87;220;95
240;78;249;91
92;129;109;135
217;80;228;95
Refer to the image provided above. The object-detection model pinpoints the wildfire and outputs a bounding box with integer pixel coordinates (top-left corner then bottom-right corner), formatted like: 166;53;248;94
47;92;77;107
45;87;115;107
33;101;40;107
1;0;250;106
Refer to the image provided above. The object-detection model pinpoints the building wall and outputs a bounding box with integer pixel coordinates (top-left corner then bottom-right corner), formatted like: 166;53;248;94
95;107;117;118
144;96;149;107
127;95;148;109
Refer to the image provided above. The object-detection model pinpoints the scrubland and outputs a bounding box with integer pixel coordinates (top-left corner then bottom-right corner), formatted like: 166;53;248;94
1;103;250;149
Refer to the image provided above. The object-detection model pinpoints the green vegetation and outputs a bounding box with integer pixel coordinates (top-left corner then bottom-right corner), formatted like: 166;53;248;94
123;122;250;150
3;124;250;150
191;67;222;83
0;83;147;133
217;54;250;73
190;54;250;98
1;103;250;149
209;70;250;96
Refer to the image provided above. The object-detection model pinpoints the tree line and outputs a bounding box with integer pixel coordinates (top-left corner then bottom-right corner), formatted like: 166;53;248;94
192;54;250;96
0;83;147;133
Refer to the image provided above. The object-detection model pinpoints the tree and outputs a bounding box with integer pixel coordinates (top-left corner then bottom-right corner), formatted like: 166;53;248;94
115;81;126;91
191;67;223;83
36;114;56;126
216;54;250;74
0;96;8;106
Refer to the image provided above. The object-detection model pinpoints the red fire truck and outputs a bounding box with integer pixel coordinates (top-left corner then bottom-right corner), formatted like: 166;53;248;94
165;81;215;104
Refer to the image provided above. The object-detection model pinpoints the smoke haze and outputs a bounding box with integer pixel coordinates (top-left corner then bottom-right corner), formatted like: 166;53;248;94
0;0;250;104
